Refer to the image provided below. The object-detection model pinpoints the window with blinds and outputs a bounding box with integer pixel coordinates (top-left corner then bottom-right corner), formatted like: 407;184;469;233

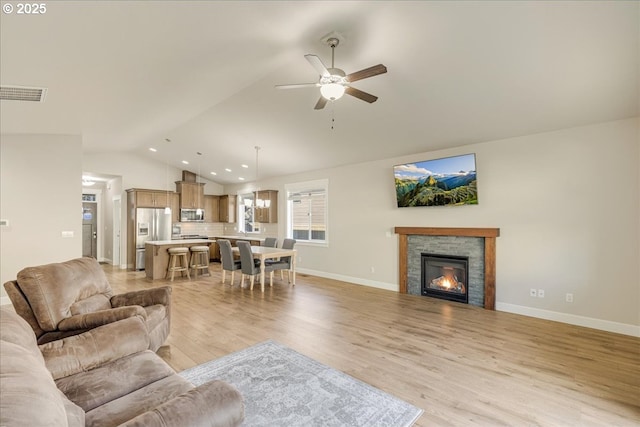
286;180;328;244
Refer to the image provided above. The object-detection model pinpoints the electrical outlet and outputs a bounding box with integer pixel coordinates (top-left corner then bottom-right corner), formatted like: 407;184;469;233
538;289;545;298
566;293;574;303
370;267;375;273
530;288;537;297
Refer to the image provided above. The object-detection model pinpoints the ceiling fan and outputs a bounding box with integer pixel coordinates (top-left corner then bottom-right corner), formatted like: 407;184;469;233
276;37;387;110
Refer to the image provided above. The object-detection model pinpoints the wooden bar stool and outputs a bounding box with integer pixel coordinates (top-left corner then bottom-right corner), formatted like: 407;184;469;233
166;247;190;281
189;245;210;278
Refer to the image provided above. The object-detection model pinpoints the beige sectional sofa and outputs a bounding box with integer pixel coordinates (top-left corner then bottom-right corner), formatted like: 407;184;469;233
0;307;244;426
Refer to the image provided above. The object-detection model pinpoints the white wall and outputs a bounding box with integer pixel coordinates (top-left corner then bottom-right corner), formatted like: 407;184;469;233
1;134;83;298
226;118;639;335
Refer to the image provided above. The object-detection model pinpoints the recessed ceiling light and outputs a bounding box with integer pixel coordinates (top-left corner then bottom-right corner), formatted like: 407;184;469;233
210;172;217;176
182;160;189;165
225;168;232;172
238;177;245;181
241;164;248;168
149;147;157;152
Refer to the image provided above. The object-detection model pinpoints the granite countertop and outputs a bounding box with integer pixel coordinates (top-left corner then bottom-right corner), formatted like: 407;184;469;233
211;235;266;243
145;239;211;246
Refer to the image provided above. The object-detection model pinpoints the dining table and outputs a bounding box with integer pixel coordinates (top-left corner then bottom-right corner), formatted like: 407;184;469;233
232;245;297;292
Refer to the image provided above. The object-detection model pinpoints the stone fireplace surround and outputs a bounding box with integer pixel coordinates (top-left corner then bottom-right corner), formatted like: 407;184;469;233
395;227;500;310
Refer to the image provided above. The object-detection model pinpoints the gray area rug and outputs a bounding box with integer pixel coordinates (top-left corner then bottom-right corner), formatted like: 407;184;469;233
180;340;423;426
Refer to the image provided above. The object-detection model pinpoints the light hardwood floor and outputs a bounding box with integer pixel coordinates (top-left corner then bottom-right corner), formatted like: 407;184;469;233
106;264;640;426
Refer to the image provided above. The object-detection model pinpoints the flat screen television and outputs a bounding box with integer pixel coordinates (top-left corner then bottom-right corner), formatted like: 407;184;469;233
394;153;478;207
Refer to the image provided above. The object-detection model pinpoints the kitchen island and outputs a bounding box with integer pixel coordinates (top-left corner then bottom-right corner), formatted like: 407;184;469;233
208;235;265;261
144;239;212;280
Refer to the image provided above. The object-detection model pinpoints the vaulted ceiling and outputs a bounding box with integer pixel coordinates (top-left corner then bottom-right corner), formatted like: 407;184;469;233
1;1;638;184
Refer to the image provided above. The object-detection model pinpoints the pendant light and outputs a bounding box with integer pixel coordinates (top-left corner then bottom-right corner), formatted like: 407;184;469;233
195;152;203;216
245;146;262;207
255;146;263;207
164;138;172;215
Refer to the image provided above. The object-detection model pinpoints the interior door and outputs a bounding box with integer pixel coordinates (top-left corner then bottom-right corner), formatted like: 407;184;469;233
82;203;98;258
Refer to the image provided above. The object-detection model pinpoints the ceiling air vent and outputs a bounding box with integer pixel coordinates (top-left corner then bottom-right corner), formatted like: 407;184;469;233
0;85;47;102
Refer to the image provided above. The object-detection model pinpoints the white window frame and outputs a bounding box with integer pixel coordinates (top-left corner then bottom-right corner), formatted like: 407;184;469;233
285;179;328;247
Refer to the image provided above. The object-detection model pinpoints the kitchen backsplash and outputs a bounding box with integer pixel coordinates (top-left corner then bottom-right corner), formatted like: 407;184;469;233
175;222;278;239
173;222;224;236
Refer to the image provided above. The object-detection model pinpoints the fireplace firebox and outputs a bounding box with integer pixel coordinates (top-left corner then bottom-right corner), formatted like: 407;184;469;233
421;253;469;304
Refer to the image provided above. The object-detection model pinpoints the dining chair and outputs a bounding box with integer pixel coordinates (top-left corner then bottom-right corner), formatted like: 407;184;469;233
265;238;296;283
218;239;241;286
237;241;275;290
264;237;278;248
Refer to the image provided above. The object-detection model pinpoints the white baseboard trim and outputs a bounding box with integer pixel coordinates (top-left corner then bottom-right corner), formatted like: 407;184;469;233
1;296;12;307
296;268;398;292
496;302;640;337
296;270;639;337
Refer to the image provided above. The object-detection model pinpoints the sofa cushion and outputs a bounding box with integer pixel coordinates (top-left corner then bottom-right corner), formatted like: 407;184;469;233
0;306;45;362
0;337;68;426
56;350;177;412
70;293;112;315
16;257;113;331
41;316;149;380
85;374;194;427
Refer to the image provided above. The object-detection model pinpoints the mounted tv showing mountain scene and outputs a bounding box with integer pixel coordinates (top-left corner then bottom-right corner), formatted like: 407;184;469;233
394;153;478;207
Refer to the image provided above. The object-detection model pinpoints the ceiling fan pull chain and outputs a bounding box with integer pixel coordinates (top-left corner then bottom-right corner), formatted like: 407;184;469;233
331;104;336;130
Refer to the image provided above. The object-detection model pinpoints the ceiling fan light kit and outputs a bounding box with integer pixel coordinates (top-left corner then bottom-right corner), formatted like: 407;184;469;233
320;83;345;101
276;36;387;109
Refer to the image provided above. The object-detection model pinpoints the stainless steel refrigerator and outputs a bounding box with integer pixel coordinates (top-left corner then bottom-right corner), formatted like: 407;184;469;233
135;208;172;270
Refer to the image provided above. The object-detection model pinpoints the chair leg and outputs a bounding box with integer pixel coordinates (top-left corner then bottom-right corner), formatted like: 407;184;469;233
222;269;226;284
241;274;245;288
270;271;274;287
169;255;177;282
184;255;191;279
231;270;235;285
280;270;284;280
250;275;255;290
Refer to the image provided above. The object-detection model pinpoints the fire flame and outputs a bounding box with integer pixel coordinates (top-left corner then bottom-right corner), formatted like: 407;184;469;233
442;278;453;289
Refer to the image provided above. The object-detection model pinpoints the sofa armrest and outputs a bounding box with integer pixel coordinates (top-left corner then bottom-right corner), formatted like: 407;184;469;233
57;306;147;331
40;316;150;380
111;286;172;308
119;380;244;427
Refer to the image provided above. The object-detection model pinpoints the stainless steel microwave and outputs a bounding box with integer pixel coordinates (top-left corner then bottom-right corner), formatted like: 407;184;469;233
180;209;205;222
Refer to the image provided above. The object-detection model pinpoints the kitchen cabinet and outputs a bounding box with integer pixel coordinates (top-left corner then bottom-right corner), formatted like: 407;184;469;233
135;190;169;208
204;195;220;223
219;195;237;223
176;182;205;209
169;193;180;223
210;241;220;261
255;190;278;223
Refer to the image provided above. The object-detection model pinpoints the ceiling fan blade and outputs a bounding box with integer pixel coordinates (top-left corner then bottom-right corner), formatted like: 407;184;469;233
305;54;331;78
345;64;387;83
345;86;378;103
275;83;319;90
314;96;328;110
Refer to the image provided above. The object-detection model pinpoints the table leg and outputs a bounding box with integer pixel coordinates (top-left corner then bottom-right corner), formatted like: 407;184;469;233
291;252;296;285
